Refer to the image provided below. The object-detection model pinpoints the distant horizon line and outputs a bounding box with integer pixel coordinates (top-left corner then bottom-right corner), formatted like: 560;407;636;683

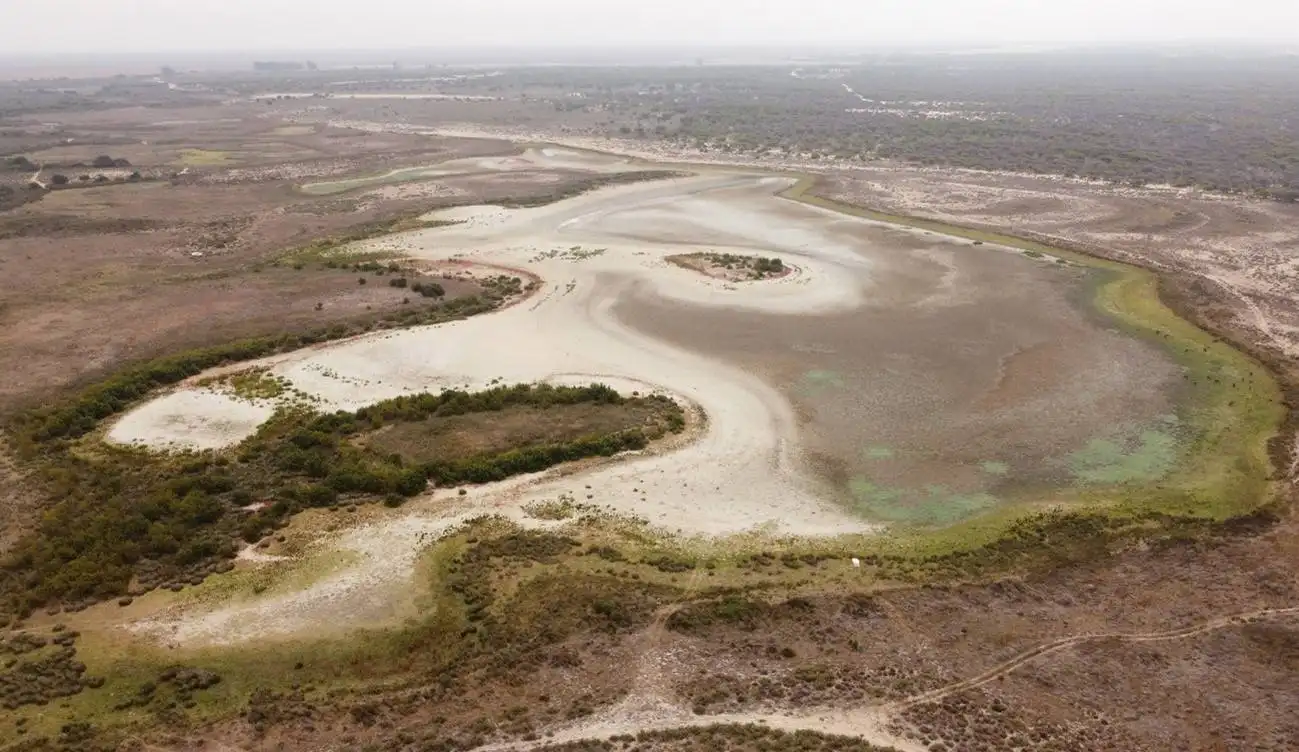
2;39;1297;59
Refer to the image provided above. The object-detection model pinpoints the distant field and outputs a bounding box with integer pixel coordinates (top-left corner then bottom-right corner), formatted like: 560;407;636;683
177;148;234;166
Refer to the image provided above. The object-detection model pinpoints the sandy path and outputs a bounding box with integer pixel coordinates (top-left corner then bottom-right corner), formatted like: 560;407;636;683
892;605;1299;711
134;504;579;646
475;590;925;752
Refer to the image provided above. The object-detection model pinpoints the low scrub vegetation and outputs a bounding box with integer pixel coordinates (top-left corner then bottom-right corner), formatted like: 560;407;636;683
667;595;770;633
0;383;683;619
0;214;162;240
0;628;97;710
279;216;460;268
198;368;287;401
487;59;1299;198
535;725;898;751
3;155;36;171
669;252;787;281
897;688;1138;751
367;398;683;467
0;183;45;212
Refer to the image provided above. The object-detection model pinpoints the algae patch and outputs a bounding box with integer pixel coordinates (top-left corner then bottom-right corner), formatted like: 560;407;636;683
1068;429;1178;484
863;445;895;460
980;460;1010;476
848;477;1001;526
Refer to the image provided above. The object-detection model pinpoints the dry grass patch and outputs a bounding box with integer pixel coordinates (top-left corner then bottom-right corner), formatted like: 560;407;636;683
361;399;682;464
176;149;234;167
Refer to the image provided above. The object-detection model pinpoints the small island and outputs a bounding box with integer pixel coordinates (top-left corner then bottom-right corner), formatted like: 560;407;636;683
667;251;791;281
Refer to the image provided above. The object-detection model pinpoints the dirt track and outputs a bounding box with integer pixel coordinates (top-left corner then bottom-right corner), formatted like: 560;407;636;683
471;604;1299;752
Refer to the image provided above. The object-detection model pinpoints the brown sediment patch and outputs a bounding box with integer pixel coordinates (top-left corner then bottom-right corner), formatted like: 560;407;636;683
971;341;1067;413
620;229;1180;501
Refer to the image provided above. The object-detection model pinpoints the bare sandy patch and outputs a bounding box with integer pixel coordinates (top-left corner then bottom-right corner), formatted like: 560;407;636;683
133;510;475;646
107;389;275;451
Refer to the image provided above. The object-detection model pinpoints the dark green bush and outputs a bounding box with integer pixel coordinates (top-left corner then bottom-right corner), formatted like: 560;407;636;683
412;281;446;299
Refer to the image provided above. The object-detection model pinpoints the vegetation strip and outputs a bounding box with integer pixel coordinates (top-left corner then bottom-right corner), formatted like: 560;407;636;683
666;252;787;281
0;383;682;621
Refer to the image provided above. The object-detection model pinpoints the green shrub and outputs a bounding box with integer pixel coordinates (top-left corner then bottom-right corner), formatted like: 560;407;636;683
412;281;445;298
1;381;684;616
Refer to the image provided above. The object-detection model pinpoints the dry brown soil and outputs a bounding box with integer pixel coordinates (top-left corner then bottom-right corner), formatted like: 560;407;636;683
0;105;646;412
363;401;678;464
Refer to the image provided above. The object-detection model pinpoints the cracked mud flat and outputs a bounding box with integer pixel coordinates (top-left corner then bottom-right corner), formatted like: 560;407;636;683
116;162;1185;646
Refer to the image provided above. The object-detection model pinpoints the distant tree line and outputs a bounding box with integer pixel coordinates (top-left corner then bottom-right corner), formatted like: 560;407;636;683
466;58;1299;199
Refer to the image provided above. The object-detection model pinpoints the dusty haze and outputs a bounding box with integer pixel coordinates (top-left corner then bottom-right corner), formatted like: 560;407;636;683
5;0;1299;54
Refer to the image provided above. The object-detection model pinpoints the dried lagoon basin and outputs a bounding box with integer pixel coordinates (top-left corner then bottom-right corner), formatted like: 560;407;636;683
603;187;1187;525
111;169;1194;532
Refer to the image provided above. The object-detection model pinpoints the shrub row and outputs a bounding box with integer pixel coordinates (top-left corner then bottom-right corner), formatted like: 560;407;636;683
0;381;683;618
422;430;649;487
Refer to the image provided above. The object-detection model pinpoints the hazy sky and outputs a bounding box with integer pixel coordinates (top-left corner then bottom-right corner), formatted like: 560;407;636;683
6;0;1299;54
